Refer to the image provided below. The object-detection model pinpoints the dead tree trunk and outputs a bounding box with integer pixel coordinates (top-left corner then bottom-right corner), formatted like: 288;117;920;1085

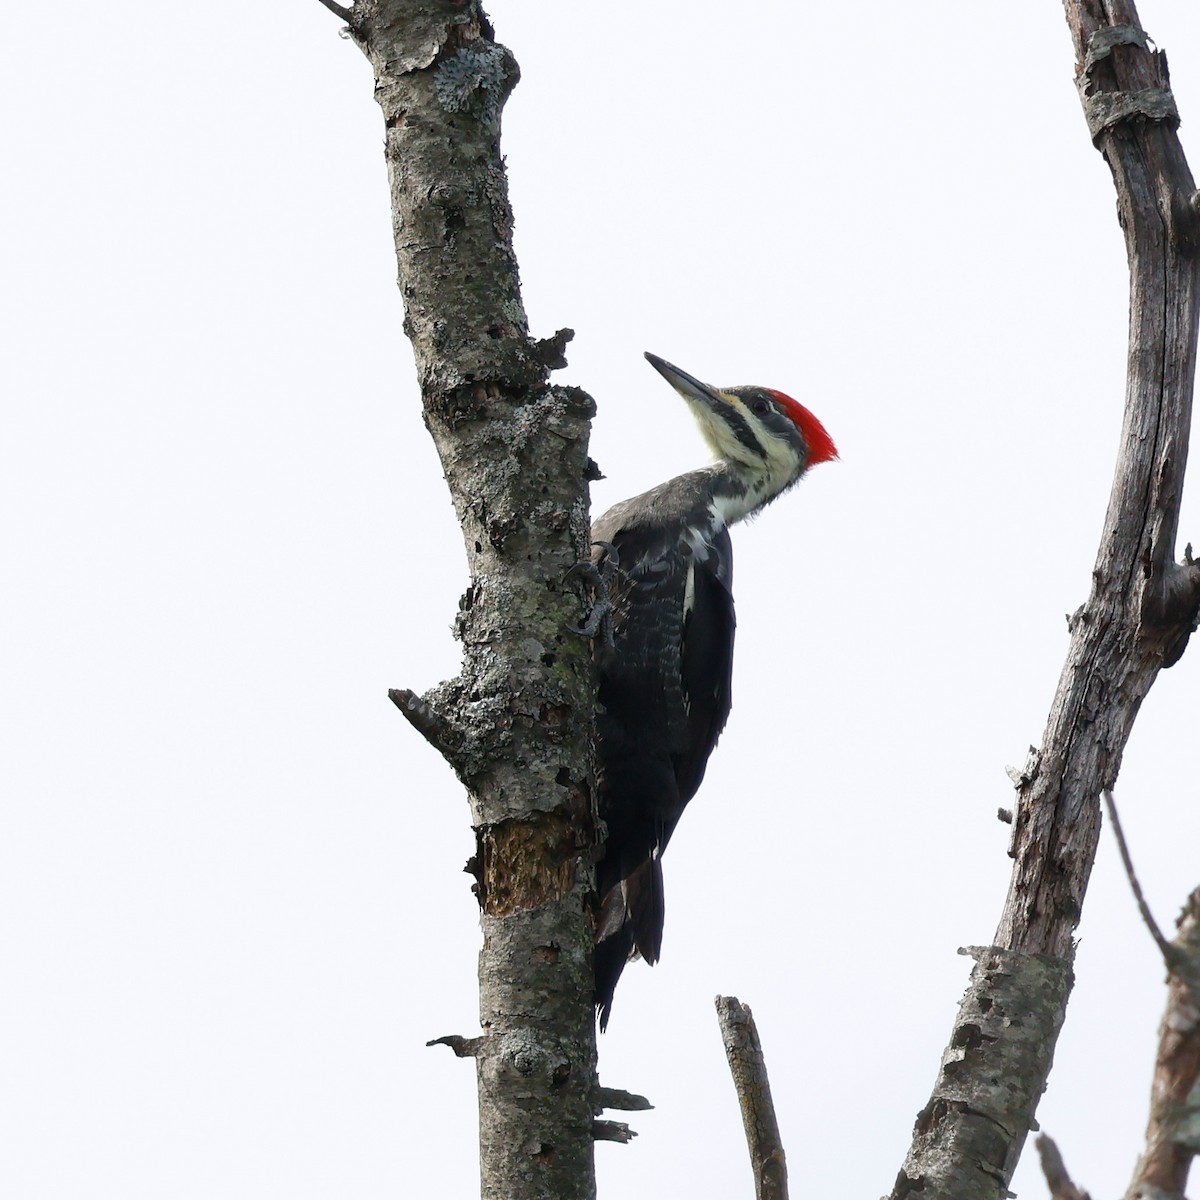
321;3;601;1197
891;4;1200;1198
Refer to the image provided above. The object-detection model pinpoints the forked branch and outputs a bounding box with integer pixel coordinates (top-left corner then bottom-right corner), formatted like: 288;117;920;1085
1110;812;1200;1200
890;3;1200;1196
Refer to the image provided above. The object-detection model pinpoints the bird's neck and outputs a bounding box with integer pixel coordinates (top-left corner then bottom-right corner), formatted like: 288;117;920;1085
707;458;799;526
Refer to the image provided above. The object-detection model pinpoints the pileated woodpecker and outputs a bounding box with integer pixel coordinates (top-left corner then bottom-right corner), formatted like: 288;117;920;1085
585;352;837;1029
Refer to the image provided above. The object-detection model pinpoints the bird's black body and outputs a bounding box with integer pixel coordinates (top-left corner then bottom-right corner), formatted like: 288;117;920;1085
588;354;837;1029
590;473;737;1026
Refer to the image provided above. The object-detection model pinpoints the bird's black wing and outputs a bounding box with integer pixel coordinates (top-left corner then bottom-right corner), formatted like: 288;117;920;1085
588;482;735;1028
669;524;735;840
588;509;690;886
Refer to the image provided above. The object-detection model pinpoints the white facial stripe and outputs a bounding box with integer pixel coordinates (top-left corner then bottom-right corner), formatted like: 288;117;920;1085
688;391;762;468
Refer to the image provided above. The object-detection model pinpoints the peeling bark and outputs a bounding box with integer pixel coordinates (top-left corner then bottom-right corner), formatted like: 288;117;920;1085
325;3;601;1197
890;4;1200;1197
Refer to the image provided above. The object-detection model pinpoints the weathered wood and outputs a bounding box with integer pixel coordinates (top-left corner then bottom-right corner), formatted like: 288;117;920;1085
324;3;601;1197
716;996;788;1200
890;4;1200;1197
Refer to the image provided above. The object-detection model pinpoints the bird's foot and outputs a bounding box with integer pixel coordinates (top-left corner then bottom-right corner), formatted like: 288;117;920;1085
567;541;620;649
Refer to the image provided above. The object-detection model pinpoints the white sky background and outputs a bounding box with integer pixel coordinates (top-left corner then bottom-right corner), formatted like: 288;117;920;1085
4;2;1200;1196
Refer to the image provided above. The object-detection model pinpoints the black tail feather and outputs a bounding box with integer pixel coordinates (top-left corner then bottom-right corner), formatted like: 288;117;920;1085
594;924;636;1032
594;857;666;1030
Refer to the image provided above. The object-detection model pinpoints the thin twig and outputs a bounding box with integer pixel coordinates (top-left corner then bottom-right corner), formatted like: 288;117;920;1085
315;0;354;24
1103;789;1176;963
1036;1134;1092;1200
716;996;788;1200
1105;796;1200;1195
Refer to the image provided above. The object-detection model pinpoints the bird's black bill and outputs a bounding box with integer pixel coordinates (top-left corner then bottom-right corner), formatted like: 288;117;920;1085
643;351;729;413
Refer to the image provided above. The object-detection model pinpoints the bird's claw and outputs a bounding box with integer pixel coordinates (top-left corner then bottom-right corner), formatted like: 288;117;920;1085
566;601;613;646
567;542;620;649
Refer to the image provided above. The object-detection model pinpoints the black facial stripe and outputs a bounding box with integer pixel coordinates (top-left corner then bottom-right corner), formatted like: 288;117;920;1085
718;404;766;458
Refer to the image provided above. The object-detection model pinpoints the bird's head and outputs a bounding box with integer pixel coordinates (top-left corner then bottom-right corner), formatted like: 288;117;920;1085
644;351;837;518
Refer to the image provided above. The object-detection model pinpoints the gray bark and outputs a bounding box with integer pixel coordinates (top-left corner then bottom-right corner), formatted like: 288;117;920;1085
326;3;601;1197
890;3;1200;1197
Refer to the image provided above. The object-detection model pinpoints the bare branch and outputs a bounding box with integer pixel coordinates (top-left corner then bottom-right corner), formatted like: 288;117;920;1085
592;1085;653;1113
315;0;355;23
1036;1134;1092;1200
426;1034;483;1058
592;1120;636;1144
716;996;788;1200
892;4;1200;1193
388;687;460;760
1104;790;1200;1002
1103;788;1176;963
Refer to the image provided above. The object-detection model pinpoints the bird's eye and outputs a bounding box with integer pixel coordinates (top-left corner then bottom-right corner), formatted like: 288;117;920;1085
751;398;771;416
